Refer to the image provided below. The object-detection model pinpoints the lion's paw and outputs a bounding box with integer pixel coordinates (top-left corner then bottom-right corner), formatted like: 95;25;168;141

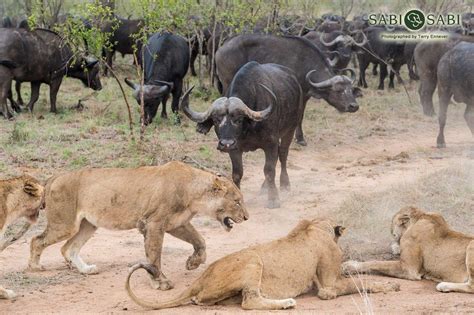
318;288;337;300
436;282;451;293
281;298;297;309
27;263;45;272
342;260;360;275
385;282;401;292
80;264;99;275
2;289;17;300
186;253;206;270
150;278;174;291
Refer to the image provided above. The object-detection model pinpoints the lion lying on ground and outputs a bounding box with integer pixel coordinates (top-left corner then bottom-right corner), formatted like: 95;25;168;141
126;218;400;310
343;206;474;294
0;175;44;300
28;161;248;291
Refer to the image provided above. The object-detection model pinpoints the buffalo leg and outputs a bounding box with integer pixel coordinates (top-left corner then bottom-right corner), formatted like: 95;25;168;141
168;223;206;270
418;75;437;116
7;89;20;113
372;63;378;76
229;150;243;188
279;131;293;191
190;47;198;76
15;81;23;105
49;78;63;113
463;103;474;136
161;94;169;119
436;86;452;148
171;81;182;114
378;64;387;90
389;70;395;89
143;222;173;290
27;82;41;112
263;144;280;209
0;68;13;119
357;57;369;88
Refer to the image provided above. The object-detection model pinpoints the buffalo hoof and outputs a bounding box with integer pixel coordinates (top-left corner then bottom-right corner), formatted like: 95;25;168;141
437;142;446;149
266;199;280;209
280;184;290;192
296;139;307;146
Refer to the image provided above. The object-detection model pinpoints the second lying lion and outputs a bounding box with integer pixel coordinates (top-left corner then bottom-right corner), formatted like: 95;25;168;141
126;218;399;310
343;206;474;294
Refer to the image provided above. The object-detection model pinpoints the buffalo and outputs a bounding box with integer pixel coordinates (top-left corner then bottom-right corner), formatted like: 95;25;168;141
213;34;361;146
0;28;101;117
436;42;474;148
414;33;472;116
125;33;189;125
102;17;143;76
181;62;305;208
355;26;407;90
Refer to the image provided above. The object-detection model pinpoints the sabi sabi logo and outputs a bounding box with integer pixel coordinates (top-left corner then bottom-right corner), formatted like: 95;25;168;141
404;9;425;31
368;10;461;31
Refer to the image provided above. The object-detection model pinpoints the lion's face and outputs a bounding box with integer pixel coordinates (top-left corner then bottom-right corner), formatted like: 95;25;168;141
211;176;249;231
0;176;44;229
390;207;419;242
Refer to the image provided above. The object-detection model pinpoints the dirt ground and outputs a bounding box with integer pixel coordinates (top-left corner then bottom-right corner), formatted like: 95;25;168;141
0;67;473;313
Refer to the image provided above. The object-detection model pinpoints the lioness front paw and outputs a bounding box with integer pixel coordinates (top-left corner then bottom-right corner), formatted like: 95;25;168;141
436;282;451;293
342;260;360;275
281;298;296;309
1;289;17;300
384;282;401;292
27;263;45;272
318;287;337;300
186;252;206;270
79;264;99;275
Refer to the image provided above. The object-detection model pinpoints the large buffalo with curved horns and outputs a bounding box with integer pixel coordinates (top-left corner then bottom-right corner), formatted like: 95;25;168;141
181;61;305;209
303;30;367;70
213;34;361;146
125;33;189;125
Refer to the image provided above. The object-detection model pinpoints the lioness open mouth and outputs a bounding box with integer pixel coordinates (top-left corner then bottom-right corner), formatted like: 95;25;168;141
223;217;235;230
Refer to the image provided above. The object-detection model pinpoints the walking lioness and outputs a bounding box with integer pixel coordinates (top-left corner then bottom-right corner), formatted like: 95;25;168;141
28;161;249;291
343;206;474;294
126;218;399;310
0;175;44;300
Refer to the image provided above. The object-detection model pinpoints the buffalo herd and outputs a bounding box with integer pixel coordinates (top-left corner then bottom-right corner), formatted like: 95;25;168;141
0;13;473;207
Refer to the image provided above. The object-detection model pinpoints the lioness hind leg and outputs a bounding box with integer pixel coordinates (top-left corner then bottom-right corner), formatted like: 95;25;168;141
29;225;75;271
437;241;474;294
0;286;16;300
61;219;98;275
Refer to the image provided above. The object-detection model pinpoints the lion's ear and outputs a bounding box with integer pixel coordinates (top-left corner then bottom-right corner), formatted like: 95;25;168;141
334;225;346;237
24;180;42;197
212;177;228;194
399;214;410;225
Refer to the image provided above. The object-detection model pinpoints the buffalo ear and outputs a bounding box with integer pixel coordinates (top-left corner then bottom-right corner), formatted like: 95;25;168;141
196;120;213;135
334;225;346;237
24;180;41;197
352;87;363;98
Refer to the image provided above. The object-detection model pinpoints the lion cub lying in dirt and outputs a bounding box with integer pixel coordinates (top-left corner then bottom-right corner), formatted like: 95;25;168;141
343;206;474;294
28;161;248;291
0;175;44;300
126;218;399;310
